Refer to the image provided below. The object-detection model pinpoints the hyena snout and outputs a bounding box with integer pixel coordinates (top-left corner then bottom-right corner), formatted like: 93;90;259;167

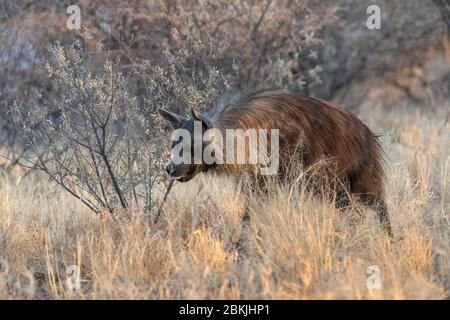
165;162;189;176
165;163;175;175
165;162;201;182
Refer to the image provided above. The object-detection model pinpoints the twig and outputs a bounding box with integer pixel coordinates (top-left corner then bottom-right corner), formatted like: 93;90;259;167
154;180;174;224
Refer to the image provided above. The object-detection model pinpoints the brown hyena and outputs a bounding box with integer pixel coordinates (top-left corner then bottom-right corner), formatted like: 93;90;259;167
158;89;393;236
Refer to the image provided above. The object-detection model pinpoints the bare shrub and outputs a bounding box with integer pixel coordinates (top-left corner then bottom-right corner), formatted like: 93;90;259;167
141;26;232;115
160;0;337;90
8;27;232;218
10;38;161;217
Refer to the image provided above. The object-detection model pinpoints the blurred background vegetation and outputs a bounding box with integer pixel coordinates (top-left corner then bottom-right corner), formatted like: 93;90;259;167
1;0;449;145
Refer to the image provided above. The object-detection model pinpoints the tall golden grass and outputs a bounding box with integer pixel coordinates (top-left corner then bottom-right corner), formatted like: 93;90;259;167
0;105;448;299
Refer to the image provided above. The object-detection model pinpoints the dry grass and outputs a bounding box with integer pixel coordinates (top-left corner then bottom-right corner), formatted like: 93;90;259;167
0;105;449;300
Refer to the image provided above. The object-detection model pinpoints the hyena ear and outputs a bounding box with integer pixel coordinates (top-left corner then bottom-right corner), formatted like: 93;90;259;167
190;107;213;129
158;108;185;128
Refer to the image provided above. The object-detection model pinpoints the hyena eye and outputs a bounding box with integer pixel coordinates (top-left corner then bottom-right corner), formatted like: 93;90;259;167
172;136;183;148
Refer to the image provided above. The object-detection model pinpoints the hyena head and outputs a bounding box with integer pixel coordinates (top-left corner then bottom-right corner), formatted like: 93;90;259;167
158;107;216;182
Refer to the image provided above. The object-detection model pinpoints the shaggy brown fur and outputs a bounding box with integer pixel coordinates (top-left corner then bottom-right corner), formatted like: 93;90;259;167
159;89;393;236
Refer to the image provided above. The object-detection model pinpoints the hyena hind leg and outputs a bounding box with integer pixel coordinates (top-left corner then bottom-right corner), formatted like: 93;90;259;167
235;207;251;259
334;188;352;210
368;199;393;237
